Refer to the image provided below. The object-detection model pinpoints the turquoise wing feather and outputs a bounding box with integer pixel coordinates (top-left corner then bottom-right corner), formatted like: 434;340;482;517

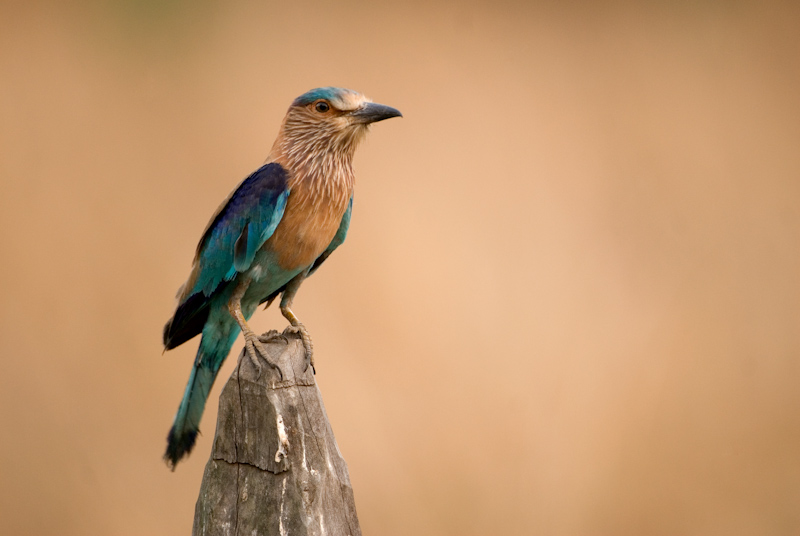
191;163;290;297
163;163;290;350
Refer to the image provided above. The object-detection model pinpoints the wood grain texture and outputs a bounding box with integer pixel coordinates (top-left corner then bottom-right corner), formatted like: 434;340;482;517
193;329;361;536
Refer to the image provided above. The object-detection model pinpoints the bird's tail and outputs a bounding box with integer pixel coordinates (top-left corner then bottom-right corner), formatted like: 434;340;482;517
164;320;239;470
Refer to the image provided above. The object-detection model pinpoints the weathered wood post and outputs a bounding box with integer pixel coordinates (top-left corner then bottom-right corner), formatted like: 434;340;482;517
193;329;361;536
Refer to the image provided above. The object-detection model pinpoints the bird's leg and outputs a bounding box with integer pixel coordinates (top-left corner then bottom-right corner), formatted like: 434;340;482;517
280;271;315;372
228;277;283;380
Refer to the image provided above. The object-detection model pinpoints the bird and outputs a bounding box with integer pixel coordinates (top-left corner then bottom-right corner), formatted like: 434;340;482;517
162;87;401;469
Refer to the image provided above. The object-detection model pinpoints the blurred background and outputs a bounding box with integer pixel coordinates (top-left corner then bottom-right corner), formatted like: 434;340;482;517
1;0;799;534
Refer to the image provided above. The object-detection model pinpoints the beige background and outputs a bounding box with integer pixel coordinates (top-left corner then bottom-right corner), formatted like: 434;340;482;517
1;1;799;534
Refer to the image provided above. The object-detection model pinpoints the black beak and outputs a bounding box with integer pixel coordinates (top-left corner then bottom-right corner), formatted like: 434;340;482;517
352;102;402;124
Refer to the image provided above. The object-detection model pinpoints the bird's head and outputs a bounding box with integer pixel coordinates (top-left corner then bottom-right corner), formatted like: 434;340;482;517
271;87;401;168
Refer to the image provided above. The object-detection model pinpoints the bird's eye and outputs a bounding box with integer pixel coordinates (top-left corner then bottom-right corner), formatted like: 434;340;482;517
314;101;330;113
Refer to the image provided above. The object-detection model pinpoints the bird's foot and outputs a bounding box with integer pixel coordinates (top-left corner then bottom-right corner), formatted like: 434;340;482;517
285;323;315;374
243;331;283;381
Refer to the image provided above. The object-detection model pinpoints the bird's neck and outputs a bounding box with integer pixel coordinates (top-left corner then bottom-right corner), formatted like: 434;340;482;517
268;133;357;197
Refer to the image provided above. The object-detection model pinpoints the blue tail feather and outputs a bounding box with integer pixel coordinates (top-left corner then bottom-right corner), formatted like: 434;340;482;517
164;316;239;469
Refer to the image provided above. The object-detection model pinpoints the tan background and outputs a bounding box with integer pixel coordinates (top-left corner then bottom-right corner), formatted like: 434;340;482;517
1;1;799;534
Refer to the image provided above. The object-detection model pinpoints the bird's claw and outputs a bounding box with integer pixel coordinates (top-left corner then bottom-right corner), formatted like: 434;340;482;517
243;333;283;381
285;323;315;374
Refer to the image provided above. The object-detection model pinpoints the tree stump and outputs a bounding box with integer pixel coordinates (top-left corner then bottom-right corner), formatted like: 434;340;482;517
193;329;362;536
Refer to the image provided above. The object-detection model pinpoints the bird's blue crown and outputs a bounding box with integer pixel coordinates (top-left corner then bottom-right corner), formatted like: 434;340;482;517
292;87;358;107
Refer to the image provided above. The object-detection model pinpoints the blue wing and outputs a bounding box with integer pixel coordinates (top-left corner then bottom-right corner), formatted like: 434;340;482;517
191;163;290;296
164;163;290;349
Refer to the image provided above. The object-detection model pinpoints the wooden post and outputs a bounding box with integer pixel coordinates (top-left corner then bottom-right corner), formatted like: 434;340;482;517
193;329;362;536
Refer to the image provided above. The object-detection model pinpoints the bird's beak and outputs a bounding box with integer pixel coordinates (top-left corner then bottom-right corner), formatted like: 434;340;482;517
351;102;403;124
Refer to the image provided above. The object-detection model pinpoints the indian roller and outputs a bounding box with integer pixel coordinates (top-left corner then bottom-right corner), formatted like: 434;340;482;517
162;87;401;469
